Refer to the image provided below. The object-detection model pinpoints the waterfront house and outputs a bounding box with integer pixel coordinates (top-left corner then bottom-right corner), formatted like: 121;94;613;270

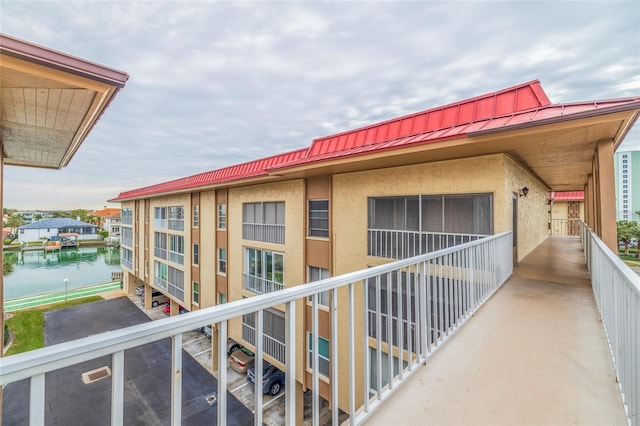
17;218;98;244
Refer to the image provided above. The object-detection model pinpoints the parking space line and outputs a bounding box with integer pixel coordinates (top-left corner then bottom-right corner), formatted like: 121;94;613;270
183;335;207;345
230;381;249;393
262;391;285;409
192;348;212;357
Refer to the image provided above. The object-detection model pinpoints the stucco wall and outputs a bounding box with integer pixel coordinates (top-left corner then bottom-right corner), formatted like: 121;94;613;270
227;180;306;378
502;156;549;261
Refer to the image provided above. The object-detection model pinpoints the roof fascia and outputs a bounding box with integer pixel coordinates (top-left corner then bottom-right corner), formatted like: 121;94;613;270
0;33;129;88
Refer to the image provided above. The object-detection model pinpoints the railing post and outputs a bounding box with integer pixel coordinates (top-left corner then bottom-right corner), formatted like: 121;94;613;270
111;350;124;425
285;300;296;426
217;321;228;426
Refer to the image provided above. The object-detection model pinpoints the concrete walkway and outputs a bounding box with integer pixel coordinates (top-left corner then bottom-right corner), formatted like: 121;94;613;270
366;236;627;426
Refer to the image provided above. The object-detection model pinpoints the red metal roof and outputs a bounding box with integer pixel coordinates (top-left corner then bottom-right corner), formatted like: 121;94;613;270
110;80;640;201
110;148;308;201
549;191;585;202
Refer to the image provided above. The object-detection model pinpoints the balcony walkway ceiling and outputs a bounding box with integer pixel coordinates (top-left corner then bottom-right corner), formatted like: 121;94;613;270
366;236;627;426
0;33;128;170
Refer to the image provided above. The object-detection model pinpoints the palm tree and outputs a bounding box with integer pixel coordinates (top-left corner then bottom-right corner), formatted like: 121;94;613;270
617;220;639;256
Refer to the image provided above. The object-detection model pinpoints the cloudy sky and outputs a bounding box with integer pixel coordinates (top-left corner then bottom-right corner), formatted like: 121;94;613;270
2;1;639;210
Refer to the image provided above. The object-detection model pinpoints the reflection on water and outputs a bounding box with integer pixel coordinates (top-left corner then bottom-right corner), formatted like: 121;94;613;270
4;246;122;300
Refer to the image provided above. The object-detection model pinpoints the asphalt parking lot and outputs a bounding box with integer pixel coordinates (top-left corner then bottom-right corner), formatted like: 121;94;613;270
127;293;287;425
2;297;253;426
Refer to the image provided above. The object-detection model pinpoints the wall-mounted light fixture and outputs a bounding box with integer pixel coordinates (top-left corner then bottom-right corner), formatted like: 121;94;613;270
519;187;529;198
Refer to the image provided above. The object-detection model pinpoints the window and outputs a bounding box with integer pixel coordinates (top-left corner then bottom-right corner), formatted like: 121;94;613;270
243;308;286;362
121;227;133;248
122;208;133;225
169;206;184;231
218;248;227;274
219;293;227;304
244;248;284;293
154;207;168;228
193;243;199;265
193;205;199;228
218;204;227;230
243;202;285;243
154;261;168;289
308;333;330;378
193;281;200;305
154;232;168;259
308;266;330;306
308;200;329;238
121;247;133;271
167;266;185;301
169;234;184;265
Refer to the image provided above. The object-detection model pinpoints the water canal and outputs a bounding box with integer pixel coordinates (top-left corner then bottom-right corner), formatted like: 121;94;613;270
3;246;121;300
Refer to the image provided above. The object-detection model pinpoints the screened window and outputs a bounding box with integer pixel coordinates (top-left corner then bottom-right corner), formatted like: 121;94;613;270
243;309;285;344
243;202;285;243
121;208;133;225
193;243;199;266
154;232;168;260
308;200;329;238
168;234;184;265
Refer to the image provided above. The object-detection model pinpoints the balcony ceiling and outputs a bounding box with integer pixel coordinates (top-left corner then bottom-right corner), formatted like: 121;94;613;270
0;34;128;170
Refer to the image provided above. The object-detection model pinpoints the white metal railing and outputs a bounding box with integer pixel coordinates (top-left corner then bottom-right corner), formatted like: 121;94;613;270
168;250;184;265
168;219;184;231
243;223;285;244
243;274;285;294
120;257;133;271
368;229;487;259
154;219;168;229
581;222;640;426
1;231;512;426
154;247;167;259
549;219;581;236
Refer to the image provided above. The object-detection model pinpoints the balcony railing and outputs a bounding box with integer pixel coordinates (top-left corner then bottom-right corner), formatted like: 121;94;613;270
243;274;285;294
1;232;512;426
120;257;133;271
549;218;581;236
242;323;286;363
582;223;639;426
368;229;487;259
243;223;285;244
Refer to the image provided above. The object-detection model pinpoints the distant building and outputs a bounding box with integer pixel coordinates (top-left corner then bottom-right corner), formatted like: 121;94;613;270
614;150;640;221
92;207;122;240
548;191;584;235
17;218;98;243
15;210;51;224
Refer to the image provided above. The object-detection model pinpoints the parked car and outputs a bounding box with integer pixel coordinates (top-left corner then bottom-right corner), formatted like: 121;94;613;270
247;361;285;395
162;302;186;315
229;347;255;374
198;329;241;356
135;286;144;296
141;290;168;307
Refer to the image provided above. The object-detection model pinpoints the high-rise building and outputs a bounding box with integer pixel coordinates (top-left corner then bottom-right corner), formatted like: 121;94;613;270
614;150;640;221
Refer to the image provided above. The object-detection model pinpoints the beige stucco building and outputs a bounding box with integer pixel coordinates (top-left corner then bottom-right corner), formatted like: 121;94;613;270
110;80;640;413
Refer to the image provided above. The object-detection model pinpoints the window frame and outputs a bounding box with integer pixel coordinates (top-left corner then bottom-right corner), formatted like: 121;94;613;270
218;204;227;230
308;199;329;238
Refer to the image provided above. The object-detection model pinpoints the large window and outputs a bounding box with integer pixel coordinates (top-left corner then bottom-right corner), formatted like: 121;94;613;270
218;204;227;230
244;248;284;294
243;202;285;244
154;207;168;229
121;247;133;271
308;200;329;238
121;226;133;248
169;206;184;231
154;261;168;289
121;208;133;225
154;232;167;260
169;234;184;265
368;193;492;259
308;333;330;378
167;266;184;301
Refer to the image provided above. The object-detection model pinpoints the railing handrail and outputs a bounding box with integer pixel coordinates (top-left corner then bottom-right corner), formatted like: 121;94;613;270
1;231;511;385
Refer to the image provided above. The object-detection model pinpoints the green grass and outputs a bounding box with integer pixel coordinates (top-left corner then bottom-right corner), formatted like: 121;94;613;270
5;296;102;356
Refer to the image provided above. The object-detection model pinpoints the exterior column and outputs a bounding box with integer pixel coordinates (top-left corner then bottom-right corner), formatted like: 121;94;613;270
295;380;304;425
211;326;220;373
595;139;618;252
585;175;594;229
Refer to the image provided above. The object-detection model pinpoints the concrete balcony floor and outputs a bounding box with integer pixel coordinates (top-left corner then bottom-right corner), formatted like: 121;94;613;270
367;236;628;426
